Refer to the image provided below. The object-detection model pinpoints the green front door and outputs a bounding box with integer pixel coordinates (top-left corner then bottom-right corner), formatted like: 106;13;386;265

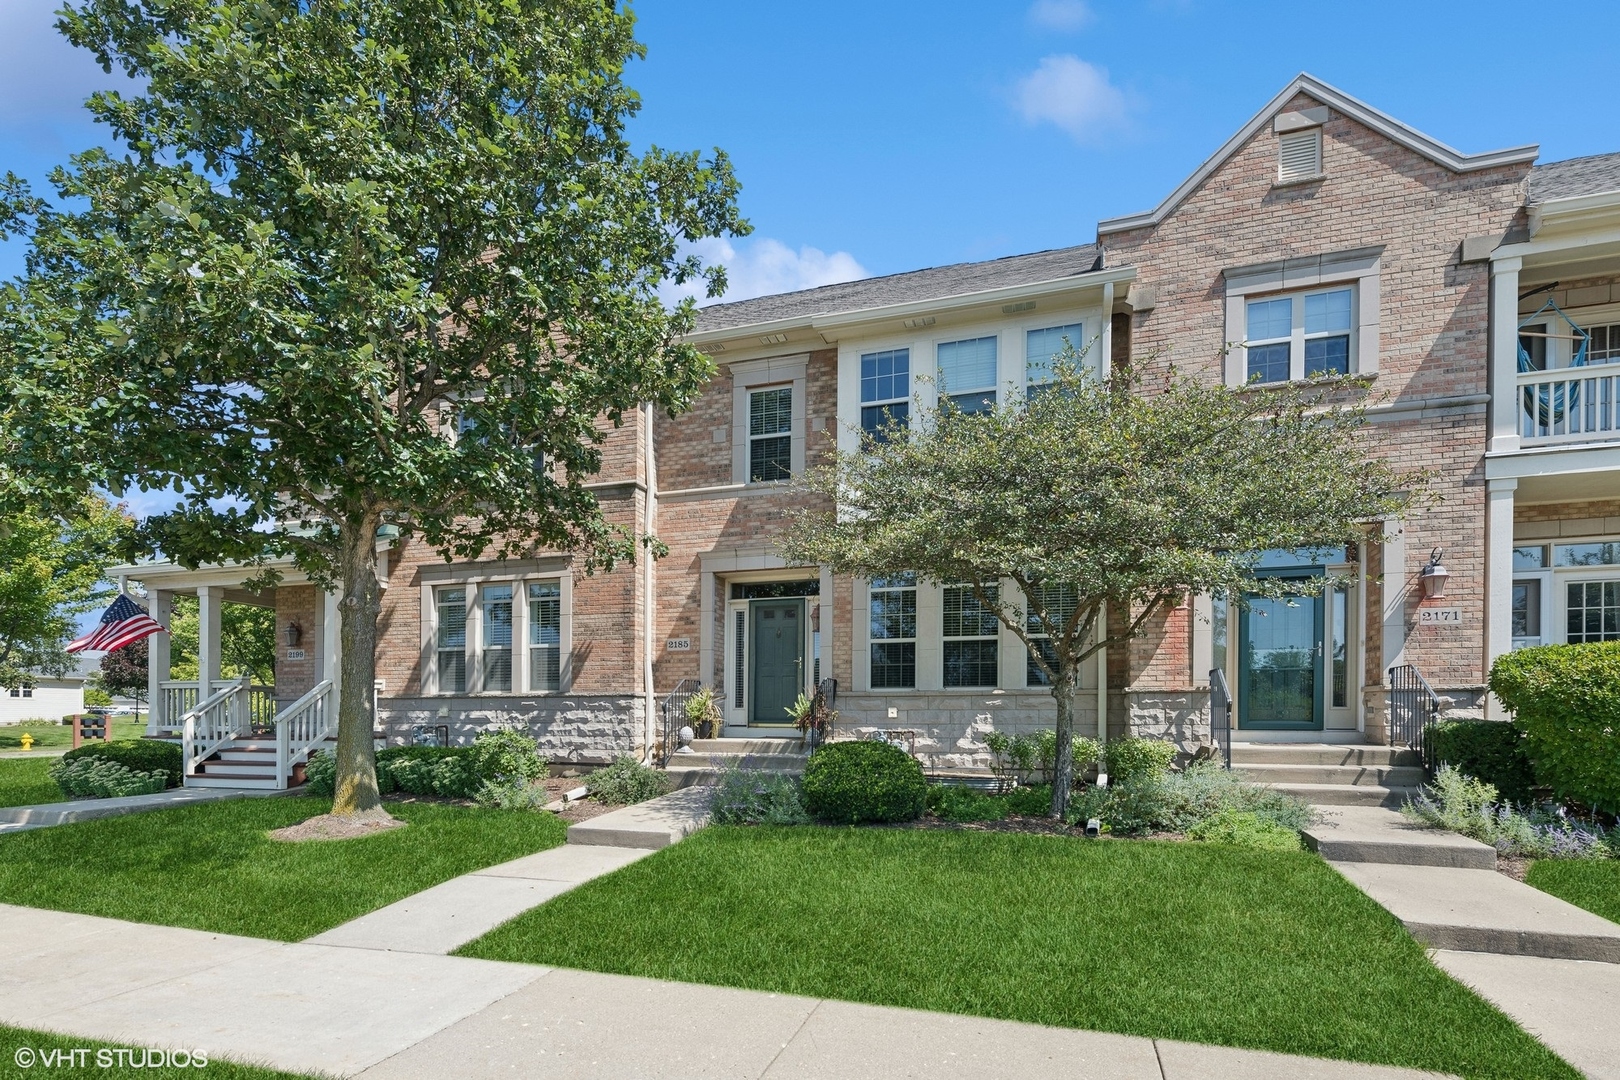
1238;581;1324;730
749;599;804;726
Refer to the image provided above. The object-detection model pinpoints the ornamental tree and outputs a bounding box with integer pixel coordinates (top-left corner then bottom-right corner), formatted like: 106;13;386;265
782;362;1411;819
98;637;149;708
1;0;746;816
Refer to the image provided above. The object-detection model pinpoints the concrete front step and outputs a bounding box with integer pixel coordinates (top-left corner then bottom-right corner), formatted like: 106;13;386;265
1236;763;1426;787
1302;807;1496;869
1230;743;1420;767
567;786;713;849
1332;861;1620;963
686;738;808;756
1266;783;1421;808
183;775;284;790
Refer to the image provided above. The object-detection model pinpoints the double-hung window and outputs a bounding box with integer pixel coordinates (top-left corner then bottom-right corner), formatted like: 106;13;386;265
528;581;561;691
7;687;32;698
1245;287;1354;384
481;584;513;693
1025;581;1078;686
1557;542;1620;643
861;349;910;443
748;386;793;482
869;574;917;688
937;336;997;413
436;587;468;694
1026;323;1084;396
943;584;999;688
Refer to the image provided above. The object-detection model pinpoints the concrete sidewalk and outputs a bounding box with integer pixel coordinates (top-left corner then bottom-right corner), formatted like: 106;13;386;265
0;784;293;833
0;903;1454;1080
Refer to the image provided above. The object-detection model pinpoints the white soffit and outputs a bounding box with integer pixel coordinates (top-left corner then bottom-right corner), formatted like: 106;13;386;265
1097;73;1539;236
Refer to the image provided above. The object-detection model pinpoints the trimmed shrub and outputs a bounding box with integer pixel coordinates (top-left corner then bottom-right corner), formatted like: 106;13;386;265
802;740;926;824
590;756;671;805
1426;720;1536;806
60;739;182;788
469;727;548;784
1490;642;1620;813
710;764;811;825
430;754;483;799
1187;809;1303;852
50;756;167;798
1003;783;1054;817
1102;737;1176;785
389;756;438;795
305;749;337;796
926;783;1007;822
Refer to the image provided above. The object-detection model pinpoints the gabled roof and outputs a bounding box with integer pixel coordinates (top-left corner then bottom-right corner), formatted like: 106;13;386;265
692;243;1102;334
1097;73;1539;236
1530;151;1620;204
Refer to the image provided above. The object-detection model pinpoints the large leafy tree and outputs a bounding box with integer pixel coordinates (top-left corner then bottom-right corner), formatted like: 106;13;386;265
1;0;746;816
783;364;1411;818
0;496;130;689
166;596;277;685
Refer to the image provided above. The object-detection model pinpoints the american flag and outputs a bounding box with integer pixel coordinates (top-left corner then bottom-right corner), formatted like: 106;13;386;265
67;594;166;654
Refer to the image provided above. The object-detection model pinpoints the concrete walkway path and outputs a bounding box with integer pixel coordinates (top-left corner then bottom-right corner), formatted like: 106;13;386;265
0;903;1454;1080
0;784;293;833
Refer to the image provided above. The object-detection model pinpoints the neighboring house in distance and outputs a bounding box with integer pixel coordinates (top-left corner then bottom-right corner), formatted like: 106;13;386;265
111;74;1620;789
0;655;96;725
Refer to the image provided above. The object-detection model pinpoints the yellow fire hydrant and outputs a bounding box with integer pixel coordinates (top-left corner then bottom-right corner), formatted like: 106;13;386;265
19;733;34;751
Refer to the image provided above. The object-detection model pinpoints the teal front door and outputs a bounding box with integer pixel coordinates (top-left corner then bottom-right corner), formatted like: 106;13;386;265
749;599;804;726
1239;581;1324;730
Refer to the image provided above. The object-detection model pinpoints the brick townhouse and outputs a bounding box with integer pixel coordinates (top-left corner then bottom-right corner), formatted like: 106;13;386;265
121;74;1620;788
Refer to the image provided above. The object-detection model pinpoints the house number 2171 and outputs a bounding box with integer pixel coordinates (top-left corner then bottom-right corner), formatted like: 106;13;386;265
1419;608;1462;626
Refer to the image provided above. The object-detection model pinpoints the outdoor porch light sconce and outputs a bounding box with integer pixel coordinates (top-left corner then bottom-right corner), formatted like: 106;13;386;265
284;621;302;648
810;603;821;633
1420;547;1449;600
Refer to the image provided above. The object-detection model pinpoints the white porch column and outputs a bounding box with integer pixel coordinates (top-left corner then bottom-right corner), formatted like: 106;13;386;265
146;590;171;734
322;587;342;703
196;587;223;692
1489;256;1523;453
1485;478;1518;718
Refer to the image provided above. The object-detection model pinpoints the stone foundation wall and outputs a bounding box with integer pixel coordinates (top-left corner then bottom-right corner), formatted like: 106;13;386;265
376;694;643;764
833;691;1098;771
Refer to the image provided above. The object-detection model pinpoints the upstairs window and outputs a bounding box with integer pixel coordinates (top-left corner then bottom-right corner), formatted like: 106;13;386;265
861;349;910;443
1278;128;1322;182
748;386;793;482
937;336;998;413
1026;323;1084;396
1245;286;1355;384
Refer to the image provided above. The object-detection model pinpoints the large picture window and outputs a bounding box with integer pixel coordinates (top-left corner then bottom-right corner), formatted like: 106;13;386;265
1245;286;1354;384
861;349;910;443
528;581;561;691
943;584;999;688
869;574;917;689
748;386;793;482
937;336;997;413
436;587;467;694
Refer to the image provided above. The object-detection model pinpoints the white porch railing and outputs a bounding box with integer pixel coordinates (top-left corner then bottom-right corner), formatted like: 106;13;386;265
181;678;251;776
161;681;276;732
1518;364;1620;445
274;680;335;790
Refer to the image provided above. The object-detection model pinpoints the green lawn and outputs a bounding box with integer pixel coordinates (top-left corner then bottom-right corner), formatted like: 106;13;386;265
1527;859;1620;924
0;796;565;941
460;827;1575;1080
0;1024;310;1079
0;717;148;750
0;756;64;808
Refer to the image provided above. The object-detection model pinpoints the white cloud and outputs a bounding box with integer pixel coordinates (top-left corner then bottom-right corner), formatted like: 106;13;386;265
1013;55;1130;143
1028;0;1093;31
663;236;867;309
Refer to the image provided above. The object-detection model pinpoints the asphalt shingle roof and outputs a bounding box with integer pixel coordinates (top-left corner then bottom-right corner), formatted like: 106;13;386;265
1529;152;1620;203
692;243;1102;333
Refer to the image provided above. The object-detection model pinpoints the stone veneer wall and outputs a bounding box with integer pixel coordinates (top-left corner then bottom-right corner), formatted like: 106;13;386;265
835;690;1098;771
377;695;643;764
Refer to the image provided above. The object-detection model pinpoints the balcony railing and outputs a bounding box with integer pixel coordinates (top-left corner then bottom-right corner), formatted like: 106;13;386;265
1518;364;1620;445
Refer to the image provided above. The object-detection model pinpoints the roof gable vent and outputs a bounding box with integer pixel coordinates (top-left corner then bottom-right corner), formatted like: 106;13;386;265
1278;128;1322;183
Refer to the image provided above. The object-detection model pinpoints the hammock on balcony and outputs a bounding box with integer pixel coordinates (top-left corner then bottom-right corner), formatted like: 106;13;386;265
1518;298;1591;431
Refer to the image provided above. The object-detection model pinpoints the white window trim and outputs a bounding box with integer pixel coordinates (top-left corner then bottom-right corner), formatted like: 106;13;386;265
720;569;823;726
420;568;573;696
728;355;807;486
1223;247;1381;387
1241;285;1358;385
941;582;1000;689
1544;537;1620;644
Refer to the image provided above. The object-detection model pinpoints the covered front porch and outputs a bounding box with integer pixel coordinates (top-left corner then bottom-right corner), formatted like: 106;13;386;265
119;559;342;789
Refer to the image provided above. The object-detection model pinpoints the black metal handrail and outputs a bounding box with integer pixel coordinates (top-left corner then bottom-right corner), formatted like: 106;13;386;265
1387;663;1441;772
808;678;838;753
657;678;702;766
1208;667;1233;770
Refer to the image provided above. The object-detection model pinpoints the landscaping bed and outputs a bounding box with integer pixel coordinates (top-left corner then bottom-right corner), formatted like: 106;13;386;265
458;826;1573;1080
0;757;66;808
0;795;564;941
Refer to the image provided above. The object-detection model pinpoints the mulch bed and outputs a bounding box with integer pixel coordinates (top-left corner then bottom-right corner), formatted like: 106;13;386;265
888;813;1186;842
269;808;408;842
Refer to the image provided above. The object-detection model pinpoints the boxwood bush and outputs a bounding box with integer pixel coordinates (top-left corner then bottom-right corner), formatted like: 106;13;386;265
60;739;182;788
1425;719;1536;806
306;730;546;800
1102;737;1176;785
1490;642;1620;813
802;740;926;824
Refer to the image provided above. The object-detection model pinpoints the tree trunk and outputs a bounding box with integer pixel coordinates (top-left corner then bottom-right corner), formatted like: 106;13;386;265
1049;672;1079;820
331;514;384;817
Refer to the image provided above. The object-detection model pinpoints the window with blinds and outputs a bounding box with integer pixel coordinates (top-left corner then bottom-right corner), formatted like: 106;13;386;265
1278;128;1322;182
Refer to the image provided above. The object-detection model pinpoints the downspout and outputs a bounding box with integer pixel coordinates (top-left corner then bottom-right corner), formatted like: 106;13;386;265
642;400;659;764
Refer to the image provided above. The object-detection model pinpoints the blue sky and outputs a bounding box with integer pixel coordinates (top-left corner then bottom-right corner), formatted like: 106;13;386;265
4;1;1619;298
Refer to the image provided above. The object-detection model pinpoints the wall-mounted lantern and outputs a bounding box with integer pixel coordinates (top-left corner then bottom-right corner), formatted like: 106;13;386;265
1419;547;1449;600
284;621;302;648
810;603;821;633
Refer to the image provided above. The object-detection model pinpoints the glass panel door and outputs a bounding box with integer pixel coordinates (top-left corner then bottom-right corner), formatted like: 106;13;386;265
1239;584;1324;730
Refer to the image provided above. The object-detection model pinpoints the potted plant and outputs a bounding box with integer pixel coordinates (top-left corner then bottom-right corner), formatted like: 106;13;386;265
786;687;836;748
685;686;722;740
